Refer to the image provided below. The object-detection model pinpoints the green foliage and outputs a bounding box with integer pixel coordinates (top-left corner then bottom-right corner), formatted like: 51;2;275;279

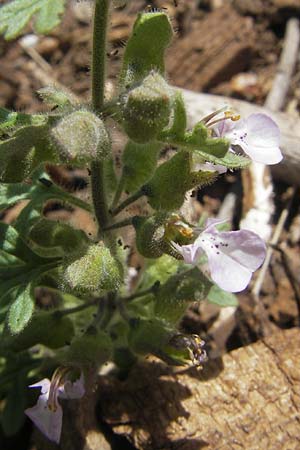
38;86;78;110
0;108;45;136
119;11;173;89
133;213;168;259
63;244;122;294
121;72;173;143
198;150;251;169
1;311;74;352
0;168;91;237
143;151;217;211
0;0;66;39
121;140;162;194
167;91;187;138
1;370;28;435
154;267;212;324
29;219;89;257
64;332;112;367
0;223;61;334
51;110;111;164
0;120;58;183
207;284;238;307
137;254;182;291
129;318;172;357
159;120;230;159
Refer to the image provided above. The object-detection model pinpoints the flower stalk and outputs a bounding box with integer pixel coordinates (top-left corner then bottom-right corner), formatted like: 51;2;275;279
90;0;111;235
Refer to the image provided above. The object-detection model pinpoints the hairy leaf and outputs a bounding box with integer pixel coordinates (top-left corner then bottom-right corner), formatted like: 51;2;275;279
0;0;66;39
0;122;59;182
7;284;35;334
207;284;238;307
122;140;162;194
0;168;91;236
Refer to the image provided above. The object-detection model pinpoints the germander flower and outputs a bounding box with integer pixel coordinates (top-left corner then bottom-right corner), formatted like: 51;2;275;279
173;218;266;292
25;369;85;444
215;113;282;165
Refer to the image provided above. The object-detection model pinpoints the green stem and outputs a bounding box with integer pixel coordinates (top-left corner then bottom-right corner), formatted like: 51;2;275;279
111;190;144;217
104;217;134;231
122;282;160;302
111;174;125;210
54;299;98;318
92;0;109;113
90;0;111;234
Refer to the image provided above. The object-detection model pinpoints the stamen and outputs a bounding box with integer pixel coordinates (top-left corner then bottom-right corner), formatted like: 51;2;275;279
206;111;241;128
200;106;228;124
47;367;70;411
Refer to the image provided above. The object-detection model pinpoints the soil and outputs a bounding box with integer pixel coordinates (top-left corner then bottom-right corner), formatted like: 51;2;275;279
0;0;300;449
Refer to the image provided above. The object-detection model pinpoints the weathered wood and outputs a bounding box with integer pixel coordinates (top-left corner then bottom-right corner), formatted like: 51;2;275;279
181;88;300;186
99;328;300;450
166;5;255;91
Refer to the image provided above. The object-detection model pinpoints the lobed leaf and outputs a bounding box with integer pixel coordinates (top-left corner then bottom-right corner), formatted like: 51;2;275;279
0;0;66;40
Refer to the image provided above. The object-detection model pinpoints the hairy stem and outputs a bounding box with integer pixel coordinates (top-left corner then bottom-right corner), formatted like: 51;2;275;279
104;217;134;231
90;0;111;234
54;299;98;318
122;282;160;302
111;190;144;217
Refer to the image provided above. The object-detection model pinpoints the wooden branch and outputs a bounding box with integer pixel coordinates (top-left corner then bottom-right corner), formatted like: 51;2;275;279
265;18;300;111
181;88;300;186
99;328;300;450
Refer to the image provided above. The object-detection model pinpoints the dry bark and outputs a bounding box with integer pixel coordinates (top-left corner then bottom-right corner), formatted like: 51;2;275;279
98;328;300;450
166;5;255;91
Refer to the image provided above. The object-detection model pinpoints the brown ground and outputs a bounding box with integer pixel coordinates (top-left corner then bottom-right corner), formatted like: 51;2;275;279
0;1;300;449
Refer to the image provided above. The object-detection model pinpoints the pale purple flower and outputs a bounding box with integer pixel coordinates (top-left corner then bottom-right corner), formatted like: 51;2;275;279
215;113;282;165
173;218;266;292
25;371;85;444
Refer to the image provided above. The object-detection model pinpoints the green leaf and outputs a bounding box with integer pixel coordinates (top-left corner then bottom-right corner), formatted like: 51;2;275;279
138;254;182;291
122;140;162;194
7;284;35;334
0;109;46;135
159;121;229;159
0;222;41;263
1;371;27;435
29;219;89;257
0;168;92;236
144;151;217;211
0;123;59;182
119;11;173;89
0;0;66;40
2;310;75;351
0;223;63;331
168;91;187;138
154;267;212;324
196;149;251;169
207;284;238;307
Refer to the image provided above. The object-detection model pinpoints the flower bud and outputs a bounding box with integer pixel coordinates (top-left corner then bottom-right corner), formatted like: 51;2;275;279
65;331;112;367
63;244;122;294
154;268;212;324
133;213;175;259
51;110;111;164
143;151;217;211
121;72;172;143
38;86;78;110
